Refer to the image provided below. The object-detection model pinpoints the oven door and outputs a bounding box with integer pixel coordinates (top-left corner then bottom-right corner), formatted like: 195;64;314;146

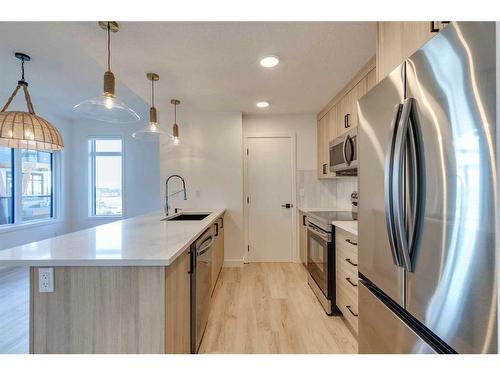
307;223;332;298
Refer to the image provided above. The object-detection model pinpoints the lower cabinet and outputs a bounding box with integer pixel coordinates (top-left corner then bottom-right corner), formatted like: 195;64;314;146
165;250;191;353
211;216;225;295
335;227;359;336
298;211;308;266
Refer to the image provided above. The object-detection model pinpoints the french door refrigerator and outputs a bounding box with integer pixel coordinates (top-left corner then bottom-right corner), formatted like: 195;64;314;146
357;22;497;354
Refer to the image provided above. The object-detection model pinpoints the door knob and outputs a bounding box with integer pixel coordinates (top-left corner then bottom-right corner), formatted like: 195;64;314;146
281;203;293;208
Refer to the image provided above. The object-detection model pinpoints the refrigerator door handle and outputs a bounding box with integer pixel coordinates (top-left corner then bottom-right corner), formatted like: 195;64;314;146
384;103;404;267
393;98;423;272
402;98;425;272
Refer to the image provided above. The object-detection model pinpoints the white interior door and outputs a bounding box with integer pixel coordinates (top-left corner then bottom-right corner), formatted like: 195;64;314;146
247;137;293;262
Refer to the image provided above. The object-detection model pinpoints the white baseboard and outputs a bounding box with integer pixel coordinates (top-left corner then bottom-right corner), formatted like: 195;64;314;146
223;259;245;267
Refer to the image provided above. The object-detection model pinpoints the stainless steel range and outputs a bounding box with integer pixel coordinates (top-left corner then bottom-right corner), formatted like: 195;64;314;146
306;210;356;315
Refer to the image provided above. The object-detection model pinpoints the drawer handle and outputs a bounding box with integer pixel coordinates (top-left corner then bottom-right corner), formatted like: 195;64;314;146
345;277;358;287
345;258;358;267
345;238;358;246
346;305;358;317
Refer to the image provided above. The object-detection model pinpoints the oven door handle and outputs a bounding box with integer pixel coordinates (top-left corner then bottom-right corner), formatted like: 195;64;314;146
307;224;330;242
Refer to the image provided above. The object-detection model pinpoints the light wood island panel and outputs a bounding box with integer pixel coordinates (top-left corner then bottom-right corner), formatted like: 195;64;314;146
30;250;191;354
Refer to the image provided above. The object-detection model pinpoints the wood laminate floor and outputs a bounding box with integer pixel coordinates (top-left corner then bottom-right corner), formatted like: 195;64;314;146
0;266;29;354
199;263;358;354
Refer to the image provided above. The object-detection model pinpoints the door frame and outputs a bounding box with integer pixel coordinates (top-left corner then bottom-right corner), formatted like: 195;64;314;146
243;133;297;263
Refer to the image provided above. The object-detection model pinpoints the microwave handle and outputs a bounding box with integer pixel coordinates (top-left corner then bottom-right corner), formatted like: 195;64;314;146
342;136;349;165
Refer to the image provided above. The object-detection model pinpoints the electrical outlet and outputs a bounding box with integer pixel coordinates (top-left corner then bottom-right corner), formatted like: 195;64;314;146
38;268;54;293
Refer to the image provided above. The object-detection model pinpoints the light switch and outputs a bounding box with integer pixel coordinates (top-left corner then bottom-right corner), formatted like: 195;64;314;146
39;268;54;293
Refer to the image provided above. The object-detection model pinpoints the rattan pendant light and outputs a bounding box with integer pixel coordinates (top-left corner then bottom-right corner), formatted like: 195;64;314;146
0;52;64;151
73;22;140;124
132;73;165;140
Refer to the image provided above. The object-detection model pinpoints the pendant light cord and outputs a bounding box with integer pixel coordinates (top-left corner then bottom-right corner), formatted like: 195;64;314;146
174;102;177;123
107;22;111;71
21;57;25;82
2;56;35;114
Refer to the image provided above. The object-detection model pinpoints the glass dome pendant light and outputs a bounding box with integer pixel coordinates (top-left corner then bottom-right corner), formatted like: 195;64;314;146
0;52;64;151
171;99;181;145
132;73;165;140
73;21;140;123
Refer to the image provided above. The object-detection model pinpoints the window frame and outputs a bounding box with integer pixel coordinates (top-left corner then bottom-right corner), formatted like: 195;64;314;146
88;136;125;219
0;147;59;233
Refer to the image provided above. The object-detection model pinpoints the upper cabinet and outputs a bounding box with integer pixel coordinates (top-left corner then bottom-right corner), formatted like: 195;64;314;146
376;21;449;82
338;77;366;135
317;58;375;179
366;68;376;92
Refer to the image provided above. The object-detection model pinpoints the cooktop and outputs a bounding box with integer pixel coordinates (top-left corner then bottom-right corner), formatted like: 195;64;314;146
308;210;356;223
306;210;356;232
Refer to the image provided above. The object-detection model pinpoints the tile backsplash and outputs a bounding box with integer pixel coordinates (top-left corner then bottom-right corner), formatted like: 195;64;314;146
297;169;357;210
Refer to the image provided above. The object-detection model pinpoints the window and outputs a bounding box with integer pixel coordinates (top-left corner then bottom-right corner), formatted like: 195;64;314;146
21;150;53;221
0;147;55;227
0;148;14;225
89;138;123;217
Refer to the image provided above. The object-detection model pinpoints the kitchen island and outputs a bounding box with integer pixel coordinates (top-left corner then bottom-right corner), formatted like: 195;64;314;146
0;210;225;354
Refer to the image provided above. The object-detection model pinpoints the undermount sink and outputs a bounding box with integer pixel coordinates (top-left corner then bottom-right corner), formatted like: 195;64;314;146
162;212;211;221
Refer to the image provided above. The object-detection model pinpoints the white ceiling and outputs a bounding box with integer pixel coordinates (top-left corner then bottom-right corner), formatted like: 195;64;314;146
0;22;375;121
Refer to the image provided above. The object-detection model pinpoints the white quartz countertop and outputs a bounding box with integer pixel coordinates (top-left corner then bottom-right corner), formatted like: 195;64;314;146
332;221;358;237
0;210;225;267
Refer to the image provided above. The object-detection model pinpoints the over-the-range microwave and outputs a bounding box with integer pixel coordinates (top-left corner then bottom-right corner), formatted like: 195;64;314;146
329;127;358;176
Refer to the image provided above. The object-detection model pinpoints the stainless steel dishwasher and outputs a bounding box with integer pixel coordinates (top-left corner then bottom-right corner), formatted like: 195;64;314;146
190;226;214;353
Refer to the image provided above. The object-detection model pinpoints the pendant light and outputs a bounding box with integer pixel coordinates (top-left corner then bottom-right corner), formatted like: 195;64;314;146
171;99;181;145
73;21;140;123
0;52;64;151
132;73;165;140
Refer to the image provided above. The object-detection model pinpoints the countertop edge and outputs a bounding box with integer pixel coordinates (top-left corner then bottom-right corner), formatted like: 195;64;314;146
0;209;226;267
332;221;358;237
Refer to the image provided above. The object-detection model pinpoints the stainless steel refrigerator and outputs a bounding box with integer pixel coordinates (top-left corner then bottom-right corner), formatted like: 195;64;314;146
357;22;497;354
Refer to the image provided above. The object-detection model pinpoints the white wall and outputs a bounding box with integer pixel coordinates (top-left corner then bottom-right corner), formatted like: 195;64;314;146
242;114;358;210
0;114;72;250
70;119;160;231
243;114;317;170
160;109;244;266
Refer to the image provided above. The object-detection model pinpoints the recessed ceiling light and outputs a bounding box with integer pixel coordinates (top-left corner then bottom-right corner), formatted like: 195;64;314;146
256;101;270;108
260;56;279;68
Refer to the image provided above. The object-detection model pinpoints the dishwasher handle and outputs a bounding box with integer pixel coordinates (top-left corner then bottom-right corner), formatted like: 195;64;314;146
197;236;214;256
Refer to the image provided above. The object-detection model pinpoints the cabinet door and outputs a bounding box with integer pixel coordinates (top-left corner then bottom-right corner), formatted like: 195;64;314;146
402;22;435;59
325;106;339;177
366;68;377;92
376;22;404;82
339;77;366;134
211;222;221;295
218;218;224;274
299;213;308;266
377;22;445;82
317;116;328;178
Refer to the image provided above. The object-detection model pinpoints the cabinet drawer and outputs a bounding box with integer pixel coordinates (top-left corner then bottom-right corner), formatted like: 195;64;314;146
336;244;358;276
337;288;359;334
335;230;358;255
336;265;358;307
